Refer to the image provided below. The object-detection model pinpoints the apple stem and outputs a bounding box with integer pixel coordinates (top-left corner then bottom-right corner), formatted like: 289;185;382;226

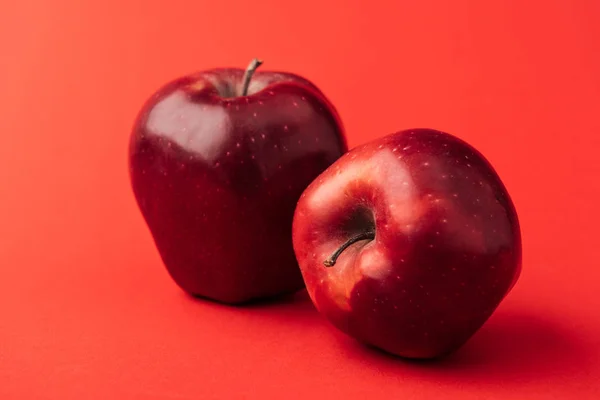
323;231;376;267
241;58;263;96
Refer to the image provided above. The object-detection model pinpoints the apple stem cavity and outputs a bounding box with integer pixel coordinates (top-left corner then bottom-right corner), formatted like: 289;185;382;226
241;58;264;96
323;231;376;267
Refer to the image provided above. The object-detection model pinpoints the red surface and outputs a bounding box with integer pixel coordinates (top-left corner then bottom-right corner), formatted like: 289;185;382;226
1;0;599;398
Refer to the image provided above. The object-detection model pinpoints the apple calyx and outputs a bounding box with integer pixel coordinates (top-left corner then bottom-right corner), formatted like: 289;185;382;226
323;231;375;267
241;58;264;96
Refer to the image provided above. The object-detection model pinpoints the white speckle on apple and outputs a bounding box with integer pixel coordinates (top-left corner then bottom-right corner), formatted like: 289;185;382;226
141;169;146;175
253;112;257;117
283;146;288;152
351;154;357;159
215;162;220;167
452;193;458;197
442;174;447;179
235;105;239;111
258;100;264;105
283;125;289;131
392;147;398;152
451;267;457;271
274;144;279;149
261;133;266;139
268;91;275;95
378;144;384;149
403;145;411;151
465;155;470;160
301;96;306;101
226;151;231;156
250;137;255;143
442;219;448;223
402;181;408;186
400;258;405;263
490;265;496;269
297;139;302;145
293;101;298;107
251;155;255;160
423;162;430;167
393;305;398;310
428;244;434;248
466;163;472;168
236;142;241;148
315;137;320;143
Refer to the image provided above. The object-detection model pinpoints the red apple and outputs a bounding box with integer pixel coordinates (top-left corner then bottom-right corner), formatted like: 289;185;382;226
292;129;521;359
129;59;347;304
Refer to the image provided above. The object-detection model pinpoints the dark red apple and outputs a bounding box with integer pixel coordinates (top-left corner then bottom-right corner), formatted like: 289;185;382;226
129;59;347;304
292;128;521;359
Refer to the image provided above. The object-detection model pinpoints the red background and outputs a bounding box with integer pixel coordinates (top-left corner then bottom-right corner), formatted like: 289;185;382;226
1;0;599;398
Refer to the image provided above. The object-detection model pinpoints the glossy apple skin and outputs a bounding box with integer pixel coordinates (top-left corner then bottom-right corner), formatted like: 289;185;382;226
129;68;347;304
293;129;521;359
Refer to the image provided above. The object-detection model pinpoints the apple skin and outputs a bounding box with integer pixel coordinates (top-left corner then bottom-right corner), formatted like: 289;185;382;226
292;129;521;359
129;66;347;304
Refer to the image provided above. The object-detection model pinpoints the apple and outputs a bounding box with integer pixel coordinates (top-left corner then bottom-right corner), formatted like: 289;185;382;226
129;59;347;304
292;128;521;359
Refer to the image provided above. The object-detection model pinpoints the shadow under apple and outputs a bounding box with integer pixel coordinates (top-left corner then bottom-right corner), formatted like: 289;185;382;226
335;306;591;385
184;288;318;325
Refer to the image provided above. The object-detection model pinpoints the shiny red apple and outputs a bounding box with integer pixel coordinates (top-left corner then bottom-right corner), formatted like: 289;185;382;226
129;59;347;304
292;128;521;359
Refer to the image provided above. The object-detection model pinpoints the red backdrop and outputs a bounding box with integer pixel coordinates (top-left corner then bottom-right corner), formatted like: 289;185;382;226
1;0;599;398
